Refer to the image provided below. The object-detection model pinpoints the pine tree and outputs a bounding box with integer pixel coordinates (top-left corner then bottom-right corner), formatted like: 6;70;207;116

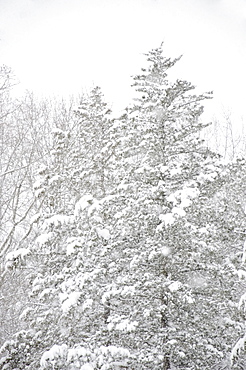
1;46;244;370
72;86;115;198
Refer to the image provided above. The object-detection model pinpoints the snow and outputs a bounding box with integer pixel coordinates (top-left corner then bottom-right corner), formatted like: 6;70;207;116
19;307;33;320
63;345;129;369
67;269;102;291
115;318;138;332
224;317;237;326
82;298;93;311
49;175;61;184
59;292;68;303
80;364;94;370
108;316;138;332
102;285;135;304
179;186;200;207
74;194;94;216
167;185;200;208
231;333;246;363
5;248;30;262
66;237;84;256
88;199;101;216
157;184;200;229
52;128;63;135
32;274;44;288
99;194;117;204
170;166;182;176
43;214;72;229
166;192;177;204
184;294;195;304
172;206;186;217
33;178;44;189
129;255;140;269
40;344;68;368
161;246;171;256
238;292;246;311
39;288;53;299
148;250;158;260
197;171;218;182
66;347;90;363
237;269;246;280
34;187;45;197
30;213;41;224
160;165;168;173
99;345;130;357
135;164;152;174
117;182;130;191
37;164;47;175
61;291;82;313
36;232;54;246
206;344;223;357
114;207;130;220
242;239;246;264
143;309;151;317
198;226;210;234
96;228;111;240
168;281;182;292
52;127;68;137
159;213;175;226
166;339;177;345
121;285;135;296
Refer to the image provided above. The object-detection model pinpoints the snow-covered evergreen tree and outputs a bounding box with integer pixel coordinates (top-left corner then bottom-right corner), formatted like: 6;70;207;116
1;46;245;370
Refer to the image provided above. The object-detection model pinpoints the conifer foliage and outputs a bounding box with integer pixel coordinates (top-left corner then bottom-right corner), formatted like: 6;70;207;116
1;46;245;369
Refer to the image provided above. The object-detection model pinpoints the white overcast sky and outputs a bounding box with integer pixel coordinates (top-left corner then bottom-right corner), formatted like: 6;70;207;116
0;0;246;120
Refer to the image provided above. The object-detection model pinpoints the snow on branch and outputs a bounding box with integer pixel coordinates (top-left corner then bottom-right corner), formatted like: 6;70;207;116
74;194;94;217
5;248;30;270
40;344;68;368
66;237;84;256
40;343;130;369
36;232;55;246
242;240;246;264
96;228;111;240
231;333;246;363
43;214;72;230
237;269;246;280
107;316;138;333
80;364;94;370
157;183;200;229
168;281;182;292
102;284;135;304
238;292;246;312
60;291;82;313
